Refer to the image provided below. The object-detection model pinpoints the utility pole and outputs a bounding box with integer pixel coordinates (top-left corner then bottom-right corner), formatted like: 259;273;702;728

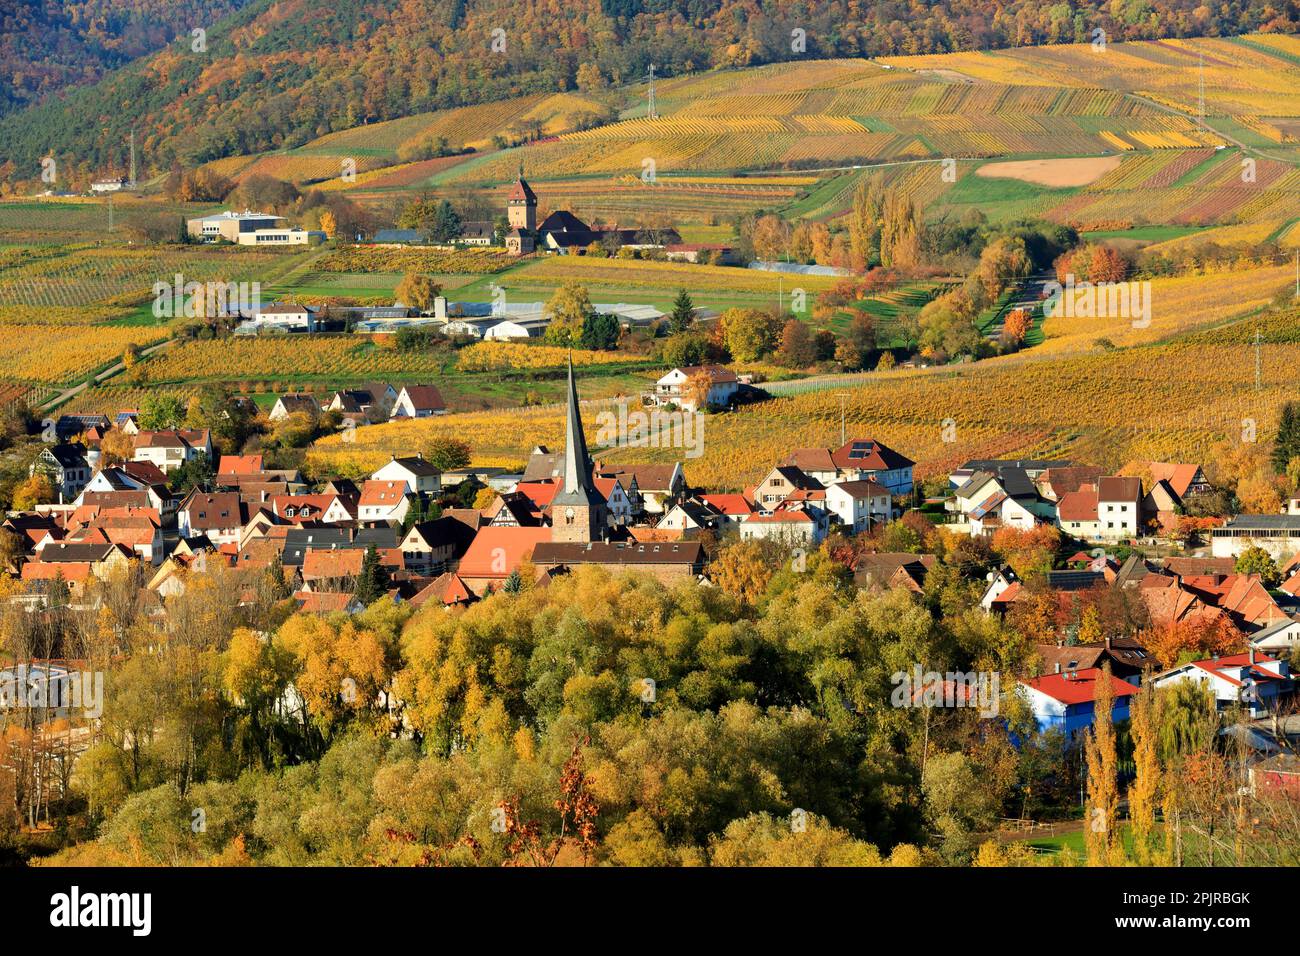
107;193;114;232
840;393;847;446
1198;53;1205;122
128;129;136;186
647;64;657;120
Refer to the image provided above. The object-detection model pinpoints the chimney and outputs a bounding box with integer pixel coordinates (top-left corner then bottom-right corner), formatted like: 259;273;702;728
1105;636;1111;649
434;295;447;321
1054;662;1061;674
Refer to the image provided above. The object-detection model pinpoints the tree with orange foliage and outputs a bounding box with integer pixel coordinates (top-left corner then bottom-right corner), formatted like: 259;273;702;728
501;737;599;866
990;524;1059;579
1008;581;1060;647
1002;307;1031;345
708;539;774;605
1143;615;1241;668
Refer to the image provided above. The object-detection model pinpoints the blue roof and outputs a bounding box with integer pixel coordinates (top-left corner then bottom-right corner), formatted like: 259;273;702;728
373;229;425;244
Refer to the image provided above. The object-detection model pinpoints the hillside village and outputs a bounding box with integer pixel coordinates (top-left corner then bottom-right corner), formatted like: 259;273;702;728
1;9;1299;882
10;356;1300;759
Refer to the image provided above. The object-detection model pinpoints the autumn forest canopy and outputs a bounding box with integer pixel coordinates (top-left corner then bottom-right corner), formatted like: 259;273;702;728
0;0;1297;175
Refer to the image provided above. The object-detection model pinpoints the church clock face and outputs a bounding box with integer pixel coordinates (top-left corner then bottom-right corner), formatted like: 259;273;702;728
565;508;575;523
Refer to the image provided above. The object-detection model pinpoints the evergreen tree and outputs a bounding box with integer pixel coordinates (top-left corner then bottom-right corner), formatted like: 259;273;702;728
354;545;389;605
580;311;620;350
502;568;523;594
1272;401;1300;474
430;200;462;243
267;551;291;600
669;289;695;334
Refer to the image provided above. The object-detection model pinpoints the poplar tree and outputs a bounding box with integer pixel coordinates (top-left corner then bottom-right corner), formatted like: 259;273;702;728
1084;664;1120;865
1128;686;1160;865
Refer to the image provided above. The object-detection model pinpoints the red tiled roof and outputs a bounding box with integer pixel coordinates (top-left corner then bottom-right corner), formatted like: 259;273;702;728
515;481;559;510
458;526;551;578
295;591;358;613
183;493;244;530
410;572;475;608
507;177;537;203
1057;484;1099;522
122;460;168;485
134;428;209;450
270;494;340;522
22;561;92;584
399;384;445;411
832;479;891;497
592;477;623;502
1190;652;1285;687
359;480;407;508
1098;476;1141;502
1024;667;1140;705
301;549;365;581
218;455;263;476
1148;462;1202;500
745;510;813;523
701;493;754;516
782;488;826;502
830;437;913;472
784;448;837;473
991;581;1023;605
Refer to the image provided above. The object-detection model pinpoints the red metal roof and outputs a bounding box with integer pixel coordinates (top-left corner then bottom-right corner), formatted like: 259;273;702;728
1024;668;1140;705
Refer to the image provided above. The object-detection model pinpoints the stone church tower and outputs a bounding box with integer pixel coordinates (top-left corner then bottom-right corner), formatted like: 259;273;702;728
550;356;605;543
507;167;537;231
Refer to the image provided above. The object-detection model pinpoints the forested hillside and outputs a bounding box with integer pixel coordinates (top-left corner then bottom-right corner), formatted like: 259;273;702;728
1;0;1296;184
0;0;253;115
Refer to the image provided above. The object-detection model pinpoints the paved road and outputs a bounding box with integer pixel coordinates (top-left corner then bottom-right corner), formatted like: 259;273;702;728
37;337;176;412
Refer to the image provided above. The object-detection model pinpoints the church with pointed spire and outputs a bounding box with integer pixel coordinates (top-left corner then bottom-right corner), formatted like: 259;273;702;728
550;356;605;543
505;165;537;256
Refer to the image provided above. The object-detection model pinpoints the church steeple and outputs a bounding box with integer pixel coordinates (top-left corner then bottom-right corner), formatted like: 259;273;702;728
507;167;537;231
550;354;605;542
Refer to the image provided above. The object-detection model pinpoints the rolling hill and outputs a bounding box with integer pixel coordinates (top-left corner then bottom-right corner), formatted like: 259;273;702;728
0;0;1295;185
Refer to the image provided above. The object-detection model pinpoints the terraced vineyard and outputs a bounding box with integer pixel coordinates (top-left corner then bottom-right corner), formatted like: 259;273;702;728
440;72;1221;185
0;243;291;312
1043;149;1300;228
0;324;167;384
206;92;610;187
885;35;1300;131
